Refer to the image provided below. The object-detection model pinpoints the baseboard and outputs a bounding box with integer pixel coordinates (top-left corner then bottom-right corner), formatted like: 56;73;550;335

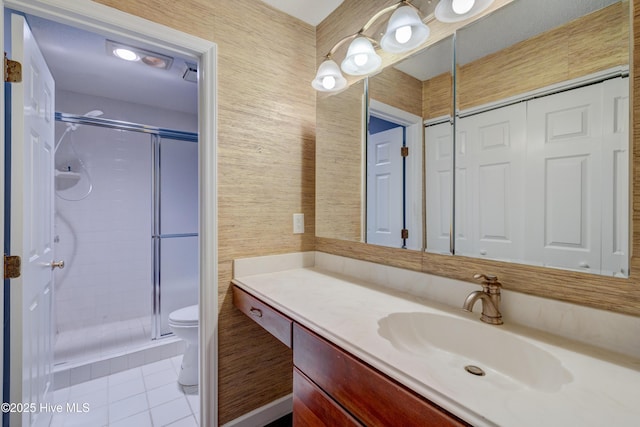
221;394;293;427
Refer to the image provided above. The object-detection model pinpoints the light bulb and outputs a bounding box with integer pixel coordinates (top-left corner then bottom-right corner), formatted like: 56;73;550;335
113;48;139;61
354;53;368;67
322;75;336;90
395;25;413;44
452;0;475;15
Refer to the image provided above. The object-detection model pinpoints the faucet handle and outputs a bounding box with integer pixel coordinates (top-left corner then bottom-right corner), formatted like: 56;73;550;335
473;273;498;283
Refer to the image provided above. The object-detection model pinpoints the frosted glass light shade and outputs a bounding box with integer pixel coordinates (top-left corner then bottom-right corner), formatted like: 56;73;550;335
312;59;347;92
341;37;382;75
380;6;430;54
434;0;494;23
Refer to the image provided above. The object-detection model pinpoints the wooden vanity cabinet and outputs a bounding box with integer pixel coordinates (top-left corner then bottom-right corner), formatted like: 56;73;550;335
293;368;363;426
232;285;292;347
293;324;470;427
232;285;470;426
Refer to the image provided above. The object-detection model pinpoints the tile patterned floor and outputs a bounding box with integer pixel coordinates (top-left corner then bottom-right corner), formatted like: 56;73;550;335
50;356;199;427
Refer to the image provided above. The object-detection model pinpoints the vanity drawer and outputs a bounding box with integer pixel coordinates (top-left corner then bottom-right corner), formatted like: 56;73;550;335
232;285;292;348
293;324;469;427
294;368;363;427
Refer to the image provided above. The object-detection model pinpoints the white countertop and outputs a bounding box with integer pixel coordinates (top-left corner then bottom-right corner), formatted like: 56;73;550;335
232;265;640;427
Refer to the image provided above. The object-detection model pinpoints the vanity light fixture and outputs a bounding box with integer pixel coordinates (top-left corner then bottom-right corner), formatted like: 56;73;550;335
106;40;174;70
312;0;496;93
341;36;382;76
312;59;348;92
379;5;430;53
312;0;429;93
434;0;494;23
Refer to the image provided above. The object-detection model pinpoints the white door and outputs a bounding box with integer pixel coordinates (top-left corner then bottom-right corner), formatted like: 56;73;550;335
9;14;56;427
601;77;629;277
526;83;603;273
366;126;404;247
457;103;526;262
425;121;453;254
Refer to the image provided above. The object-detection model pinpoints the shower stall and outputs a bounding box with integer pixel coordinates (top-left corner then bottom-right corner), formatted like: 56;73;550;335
52;112;198;374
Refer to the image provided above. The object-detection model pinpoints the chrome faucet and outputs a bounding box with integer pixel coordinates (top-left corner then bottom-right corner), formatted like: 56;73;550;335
463;274;503;325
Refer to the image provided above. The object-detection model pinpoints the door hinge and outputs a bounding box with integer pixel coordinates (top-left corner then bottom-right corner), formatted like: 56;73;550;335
401;229;409;239
4;254;21;279
4;52;22;83
401;146;409;157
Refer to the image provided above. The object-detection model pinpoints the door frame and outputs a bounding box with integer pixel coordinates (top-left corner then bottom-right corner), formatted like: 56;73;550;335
0;1;218;426
369;99;423;250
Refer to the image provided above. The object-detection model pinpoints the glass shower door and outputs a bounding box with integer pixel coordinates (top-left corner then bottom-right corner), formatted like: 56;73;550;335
153;135;199;338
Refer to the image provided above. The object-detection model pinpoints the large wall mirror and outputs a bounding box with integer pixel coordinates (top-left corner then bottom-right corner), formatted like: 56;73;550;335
316;80;366;242
316;0;630;279
367;36;453;251
454;0;630;277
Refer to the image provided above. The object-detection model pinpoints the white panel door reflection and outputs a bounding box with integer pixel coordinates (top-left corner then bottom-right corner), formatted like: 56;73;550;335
367;126;404;247
456;103;526;262
526;79;628;275
425;121;453;253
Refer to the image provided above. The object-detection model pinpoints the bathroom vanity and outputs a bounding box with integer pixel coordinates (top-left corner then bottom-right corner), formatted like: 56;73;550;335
233;285;467;426
232;253;640;427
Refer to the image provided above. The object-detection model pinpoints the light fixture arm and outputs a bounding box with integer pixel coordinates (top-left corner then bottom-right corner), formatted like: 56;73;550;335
324;0;423;59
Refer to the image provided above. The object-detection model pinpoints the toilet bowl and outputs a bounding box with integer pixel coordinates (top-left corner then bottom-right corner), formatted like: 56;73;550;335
168;304;199;386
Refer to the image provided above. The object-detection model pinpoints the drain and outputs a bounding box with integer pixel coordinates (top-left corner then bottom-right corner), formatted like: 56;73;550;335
464;365;486;376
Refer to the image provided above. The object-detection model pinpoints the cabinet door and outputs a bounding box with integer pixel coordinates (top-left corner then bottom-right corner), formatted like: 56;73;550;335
293;324;469;427
293;368;362;427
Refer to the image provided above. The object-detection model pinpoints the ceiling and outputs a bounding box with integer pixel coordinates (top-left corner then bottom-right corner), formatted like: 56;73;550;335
260;0;344;25
24;14;198;115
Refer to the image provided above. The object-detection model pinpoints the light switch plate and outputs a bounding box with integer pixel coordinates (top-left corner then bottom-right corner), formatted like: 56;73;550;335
293;213;304;234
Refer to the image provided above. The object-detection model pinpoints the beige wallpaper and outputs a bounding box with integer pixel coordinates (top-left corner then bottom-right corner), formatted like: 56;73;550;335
369;66;422;117
458;2;629;110
316;81;364;241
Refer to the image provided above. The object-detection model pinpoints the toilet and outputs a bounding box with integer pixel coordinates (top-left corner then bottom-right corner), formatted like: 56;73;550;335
168;304;199;386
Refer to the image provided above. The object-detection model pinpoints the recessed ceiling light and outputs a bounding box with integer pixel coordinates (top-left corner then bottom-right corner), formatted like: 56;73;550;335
113;47;139;62
142;55;168;68
106;40;174;70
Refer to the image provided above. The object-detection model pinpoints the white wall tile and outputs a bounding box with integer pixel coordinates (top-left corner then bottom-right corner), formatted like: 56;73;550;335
69;365;91;386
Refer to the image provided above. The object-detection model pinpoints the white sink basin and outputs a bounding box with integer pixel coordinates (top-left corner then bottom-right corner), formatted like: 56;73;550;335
378;312;572;391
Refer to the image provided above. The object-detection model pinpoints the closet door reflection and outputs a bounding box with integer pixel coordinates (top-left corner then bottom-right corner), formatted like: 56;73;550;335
455;104;526;261
425;120;453;253
454;0;629;276
154;136;199;337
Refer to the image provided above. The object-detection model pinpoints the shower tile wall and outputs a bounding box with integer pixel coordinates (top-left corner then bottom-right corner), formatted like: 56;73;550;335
55;127;152;331
54;90;197;335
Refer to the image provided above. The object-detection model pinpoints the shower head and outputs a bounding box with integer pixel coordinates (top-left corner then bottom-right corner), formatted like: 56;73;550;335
84;110;104;117
66;110;104;131
56;109;105;153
